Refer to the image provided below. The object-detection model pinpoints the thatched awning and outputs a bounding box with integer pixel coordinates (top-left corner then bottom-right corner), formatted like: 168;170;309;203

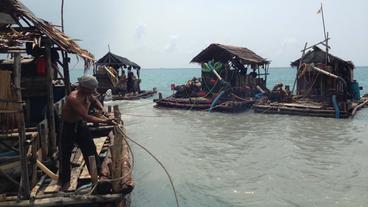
191;43;270;65
96;52;140;70
0;0;94;63
291;46;354;68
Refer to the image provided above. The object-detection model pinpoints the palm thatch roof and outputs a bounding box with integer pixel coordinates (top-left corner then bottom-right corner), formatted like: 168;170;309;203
191;43;270;65
291;46;354;68
0;0;94;63
96;52;140;70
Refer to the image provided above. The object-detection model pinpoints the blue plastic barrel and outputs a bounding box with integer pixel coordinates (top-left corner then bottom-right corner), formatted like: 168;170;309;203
351;80;361;100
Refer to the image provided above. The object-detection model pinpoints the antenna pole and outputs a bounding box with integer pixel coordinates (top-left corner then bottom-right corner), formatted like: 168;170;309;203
320;3;327;40
319;3;329;64
61;0;64;32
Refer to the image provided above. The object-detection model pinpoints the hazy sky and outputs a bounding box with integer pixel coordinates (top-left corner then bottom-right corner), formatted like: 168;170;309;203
22;0;368;68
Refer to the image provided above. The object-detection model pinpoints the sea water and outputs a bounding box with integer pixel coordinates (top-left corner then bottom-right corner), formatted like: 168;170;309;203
72;67;368;207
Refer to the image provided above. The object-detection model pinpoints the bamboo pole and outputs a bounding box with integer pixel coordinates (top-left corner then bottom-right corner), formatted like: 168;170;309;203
300;38;329;52
45;40;57;154
62;52;71;94
13;52;31;199
61;0;65;32
291;42;308;95
325;32;330;64
320;3;327;42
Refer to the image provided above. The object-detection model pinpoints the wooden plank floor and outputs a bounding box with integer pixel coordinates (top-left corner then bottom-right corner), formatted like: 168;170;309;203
79;137;108;180
41;136;108;194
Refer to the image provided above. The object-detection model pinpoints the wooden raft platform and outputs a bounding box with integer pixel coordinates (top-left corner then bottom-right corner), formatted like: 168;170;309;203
154;96;255;112
112;89;157;101
252;101;362;118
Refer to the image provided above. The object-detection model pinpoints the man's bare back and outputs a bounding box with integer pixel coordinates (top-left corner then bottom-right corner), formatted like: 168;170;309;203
62;89;109;124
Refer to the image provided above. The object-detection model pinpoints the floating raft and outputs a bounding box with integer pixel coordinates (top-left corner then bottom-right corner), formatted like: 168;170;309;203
253;100;367;118
112;89;157;101
154;96;255;112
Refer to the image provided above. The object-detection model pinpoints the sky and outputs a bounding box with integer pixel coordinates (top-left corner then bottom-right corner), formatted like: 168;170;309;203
22;0;368;68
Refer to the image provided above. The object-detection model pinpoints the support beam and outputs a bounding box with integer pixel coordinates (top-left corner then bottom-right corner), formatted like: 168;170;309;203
13;52;31;199
62;52;71;94
45;40;57;154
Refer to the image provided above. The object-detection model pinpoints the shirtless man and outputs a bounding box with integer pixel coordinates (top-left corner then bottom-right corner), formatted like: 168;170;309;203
59;75;113;190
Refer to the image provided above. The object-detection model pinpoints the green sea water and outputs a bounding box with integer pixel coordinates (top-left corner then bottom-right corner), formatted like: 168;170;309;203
71;67;368;207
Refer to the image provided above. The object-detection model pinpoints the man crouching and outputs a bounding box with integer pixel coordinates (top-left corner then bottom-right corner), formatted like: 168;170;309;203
59;75;113;190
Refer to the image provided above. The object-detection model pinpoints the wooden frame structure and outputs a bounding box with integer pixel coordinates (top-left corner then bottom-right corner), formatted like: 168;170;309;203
155;43;270;112
253;40;364;118
0;1;133;206
94;51;156;100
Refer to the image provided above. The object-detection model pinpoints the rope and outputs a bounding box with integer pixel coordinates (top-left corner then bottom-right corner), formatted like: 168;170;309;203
351;99;368;117
109;101;153;110
52;117;177;204
115;125;180;207
124;113;163;118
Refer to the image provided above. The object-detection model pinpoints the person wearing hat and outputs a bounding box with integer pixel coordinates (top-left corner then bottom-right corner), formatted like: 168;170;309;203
59;75;113;190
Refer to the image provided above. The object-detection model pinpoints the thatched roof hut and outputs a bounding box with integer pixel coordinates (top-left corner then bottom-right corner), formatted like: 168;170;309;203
96;52;140;70
191;43;269;65
290;46;355;102
291;46;354;69
0;0;94;64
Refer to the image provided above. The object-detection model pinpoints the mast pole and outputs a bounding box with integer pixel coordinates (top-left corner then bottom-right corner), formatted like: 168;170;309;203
320;3;329;64
61;0;64;32
320;3;327;41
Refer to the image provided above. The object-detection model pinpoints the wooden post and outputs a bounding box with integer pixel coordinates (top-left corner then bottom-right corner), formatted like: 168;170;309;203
31;135;38;188
121;128;134;194
111;126;123;193
62;52;71;94
45;40;57;154
61;0;65;32
113;105;121;123
13;53;30;199
37;122;48;159
292;42;308;95
325;32;330;64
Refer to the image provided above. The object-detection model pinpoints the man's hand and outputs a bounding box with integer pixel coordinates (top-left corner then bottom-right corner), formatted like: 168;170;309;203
104;118;118;125
102;111;110;117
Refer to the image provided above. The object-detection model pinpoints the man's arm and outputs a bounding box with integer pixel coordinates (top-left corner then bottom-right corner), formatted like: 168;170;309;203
68;96;108;124
91;95;105;112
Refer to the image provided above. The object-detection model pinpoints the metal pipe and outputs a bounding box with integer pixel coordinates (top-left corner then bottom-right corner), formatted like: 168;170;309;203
311;65;346;86
211;67;222;81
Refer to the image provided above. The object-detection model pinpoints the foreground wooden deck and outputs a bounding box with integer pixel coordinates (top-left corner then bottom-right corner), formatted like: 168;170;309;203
0;105;133;207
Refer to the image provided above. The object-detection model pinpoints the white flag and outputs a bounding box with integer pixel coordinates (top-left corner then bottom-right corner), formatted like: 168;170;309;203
317;5;322;14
